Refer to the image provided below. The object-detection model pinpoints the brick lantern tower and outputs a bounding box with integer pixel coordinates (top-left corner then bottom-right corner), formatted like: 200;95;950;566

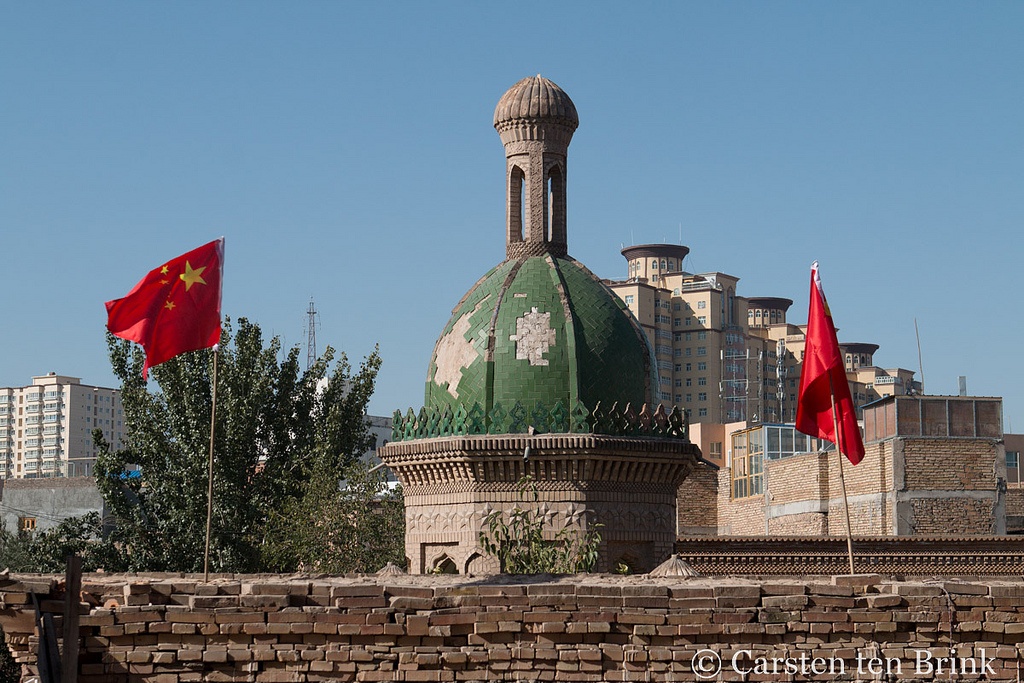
380;76;700;575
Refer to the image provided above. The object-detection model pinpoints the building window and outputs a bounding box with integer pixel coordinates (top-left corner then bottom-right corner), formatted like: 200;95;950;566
698;408;708;417
698;377;707;386
698;392;707;402
685;378;692;387
697;316;707;325
697;362;707;371
698;331;707;340
697;347;707;356
19;517;36;532
709;442;723;458
1008;451;1021;485
685;394;692;402
731;430;763;499
697;301;706;309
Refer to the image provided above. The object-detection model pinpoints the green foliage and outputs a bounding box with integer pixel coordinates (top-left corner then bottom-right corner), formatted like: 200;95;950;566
0;527;37;573
94;317;385;573
0;513;112;573
262;459;405;573
479;476;601;574
27;513;115;573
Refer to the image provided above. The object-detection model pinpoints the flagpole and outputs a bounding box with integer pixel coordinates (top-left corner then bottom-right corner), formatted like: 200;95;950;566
203;347;220;582
828;374;856;575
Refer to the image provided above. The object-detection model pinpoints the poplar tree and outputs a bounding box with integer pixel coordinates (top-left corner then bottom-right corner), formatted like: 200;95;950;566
94;318;390;573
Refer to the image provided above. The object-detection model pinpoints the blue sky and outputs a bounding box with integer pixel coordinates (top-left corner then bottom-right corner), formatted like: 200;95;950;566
2;2;1022;428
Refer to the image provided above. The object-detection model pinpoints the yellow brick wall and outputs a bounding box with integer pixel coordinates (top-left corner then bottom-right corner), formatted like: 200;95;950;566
766;452;828;505
1007;487;1024;517
901;438;998;491
715;467;765;535
908;497;998;534
767;512;827;535
676;462;718;535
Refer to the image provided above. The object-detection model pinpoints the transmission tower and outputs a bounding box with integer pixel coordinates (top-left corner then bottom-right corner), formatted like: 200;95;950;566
305;298;319;370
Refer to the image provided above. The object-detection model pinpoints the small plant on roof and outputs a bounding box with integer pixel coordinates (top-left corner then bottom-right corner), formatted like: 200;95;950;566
479;476;602;574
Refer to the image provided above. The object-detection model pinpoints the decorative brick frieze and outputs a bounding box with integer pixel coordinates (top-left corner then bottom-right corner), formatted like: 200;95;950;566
381;434;699;575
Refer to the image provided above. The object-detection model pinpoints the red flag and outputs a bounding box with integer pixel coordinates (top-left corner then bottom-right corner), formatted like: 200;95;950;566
795;262;865;465
106;239;224;379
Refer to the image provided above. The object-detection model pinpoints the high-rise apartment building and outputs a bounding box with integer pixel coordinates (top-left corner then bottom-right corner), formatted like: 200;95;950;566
608;244;919;426
0;373;124;479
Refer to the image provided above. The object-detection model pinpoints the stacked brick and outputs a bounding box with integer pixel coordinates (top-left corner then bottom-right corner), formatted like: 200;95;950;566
2;574;1024;681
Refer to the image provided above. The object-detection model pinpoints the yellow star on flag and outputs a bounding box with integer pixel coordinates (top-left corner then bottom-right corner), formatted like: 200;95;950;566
164;301;175;311
161;266;170;275
179;261;208;291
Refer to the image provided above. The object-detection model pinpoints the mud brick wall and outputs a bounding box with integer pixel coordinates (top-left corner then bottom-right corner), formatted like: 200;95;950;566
4;574;1024;682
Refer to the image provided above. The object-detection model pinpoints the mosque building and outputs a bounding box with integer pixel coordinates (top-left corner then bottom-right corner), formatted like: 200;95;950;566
380;76;700;574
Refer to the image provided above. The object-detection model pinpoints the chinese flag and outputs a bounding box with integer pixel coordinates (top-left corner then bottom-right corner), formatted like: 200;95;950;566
795;262;864;465
106;239;224;379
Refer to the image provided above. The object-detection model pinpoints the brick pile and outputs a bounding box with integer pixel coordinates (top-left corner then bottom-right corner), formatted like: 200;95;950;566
1;574;1023;681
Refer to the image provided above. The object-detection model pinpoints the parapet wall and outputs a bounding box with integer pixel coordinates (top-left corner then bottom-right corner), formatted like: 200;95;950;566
3;573;1024;681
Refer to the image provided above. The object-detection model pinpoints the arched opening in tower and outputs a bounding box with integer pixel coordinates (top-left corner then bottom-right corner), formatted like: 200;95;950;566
545;165;564;244
509;166;525;244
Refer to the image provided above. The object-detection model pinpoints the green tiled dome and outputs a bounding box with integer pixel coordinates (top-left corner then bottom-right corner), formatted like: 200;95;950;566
425;254;657;418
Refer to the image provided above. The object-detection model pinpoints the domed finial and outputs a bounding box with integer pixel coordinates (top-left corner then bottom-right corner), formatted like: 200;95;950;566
494;76;578;260
494;75;578;133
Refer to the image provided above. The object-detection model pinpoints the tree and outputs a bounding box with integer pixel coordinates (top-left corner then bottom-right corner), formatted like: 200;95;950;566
94;317;384;573
0;527;37;573
262;459;405;573
27;512;115;573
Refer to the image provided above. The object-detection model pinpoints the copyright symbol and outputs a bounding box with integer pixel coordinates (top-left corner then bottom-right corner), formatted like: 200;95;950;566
692;648;722;679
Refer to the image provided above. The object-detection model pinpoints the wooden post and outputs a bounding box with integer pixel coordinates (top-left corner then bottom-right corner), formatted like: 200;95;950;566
828;374;856;575
60;554;82;683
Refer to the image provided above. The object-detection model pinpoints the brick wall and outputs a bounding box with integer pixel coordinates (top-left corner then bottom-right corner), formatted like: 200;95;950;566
900;438;999;492
895;438;1003;535
675;461;717;535
767;452;829;506
3;574;1024;682
768;511;827;535
1006;487;1024;533
714;468;765;535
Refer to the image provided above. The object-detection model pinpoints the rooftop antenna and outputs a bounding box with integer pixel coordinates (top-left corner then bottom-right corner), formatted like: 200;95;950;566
305;298;319;370
914;318;925;394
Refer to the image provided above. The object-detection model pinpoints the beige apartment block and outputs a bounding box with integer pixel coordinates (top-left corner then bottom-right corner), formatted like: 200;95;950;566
680;395;1007;537
0;373;124;480
609;243;920;425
